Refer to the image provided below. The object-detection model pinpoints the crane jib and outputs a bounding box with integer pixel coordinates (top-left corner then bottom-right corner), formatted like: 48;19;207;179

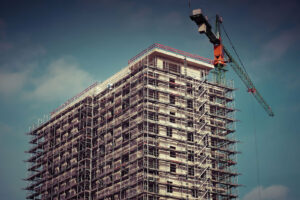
190;8;274;117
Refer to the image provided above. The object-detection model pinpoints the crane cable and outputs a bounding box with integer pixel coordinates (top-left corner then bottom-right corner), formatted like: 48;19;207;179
251;95;262;200
220;23;249;76
221;22;263;199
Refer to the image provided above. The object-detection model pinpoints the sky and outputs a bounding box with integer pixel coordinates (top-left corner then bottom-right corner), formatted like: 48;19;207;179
0;0;299;199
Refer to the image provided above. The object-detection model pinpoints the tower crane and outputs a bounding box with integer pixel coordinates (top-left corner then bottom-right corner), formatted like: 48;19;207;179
190;9;274;117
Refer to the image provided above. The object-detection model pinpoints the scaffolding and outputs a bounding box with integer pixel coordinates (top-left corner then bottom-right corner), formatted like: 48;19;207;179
25;43;238;200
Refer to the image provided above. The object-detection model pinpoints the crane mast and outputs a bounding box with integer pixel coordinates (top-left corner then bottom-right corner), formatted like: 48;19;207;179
190;9;274;117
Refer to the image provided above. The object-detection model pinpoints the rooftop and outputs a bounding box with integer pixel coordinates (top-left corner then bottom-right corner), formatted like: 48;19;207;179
32;43;214;129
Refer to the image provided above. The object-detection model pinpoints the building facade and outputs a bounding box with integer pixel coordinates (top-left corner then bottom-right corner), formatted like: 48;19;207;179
25;43;238;200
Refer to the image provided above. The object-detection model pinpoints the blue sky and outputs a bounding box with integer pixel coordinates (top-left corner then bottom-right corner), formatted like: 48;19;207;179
0;0;299;199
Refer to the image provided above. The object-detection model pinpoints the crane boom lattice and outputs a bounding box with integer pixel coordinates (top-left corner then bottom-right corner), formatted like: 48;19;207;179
190;8;274;117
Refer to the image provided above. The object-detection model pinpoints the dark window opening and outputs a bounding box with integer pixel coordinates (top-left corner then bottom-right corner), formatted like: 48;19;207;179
108;161;112;169
122;133;130;141
149;123;158;134
192;188;198;198
187;121;193;128
122;154;129;163
187;83;193;94
148;146;159;157
148;111;158;121
169;78;175;89
122;121;129;129
148;182;158;193
170;95;175;105
187;132;194;142
187;99;193;109
122;88;130;96
201;171;206;178
121;189;127;199
199;105;205;113
169;63;180;73
149;89;159;100
109;97;114;103
188;150;194;162
170;146;176;158
99;145;105;154
138;123;144;131
149;158;158;169
122;98;130;110
167;127;172;137
188;166;194;176
170;117;175;123
149;78;158;86
167;182;173;193
170;163;176;173
170;112;175;123
121;168;129;176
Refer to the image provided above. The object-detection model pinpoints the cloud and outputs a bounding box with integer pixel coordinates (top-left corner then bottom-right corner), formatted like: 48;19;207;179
0;41;45;98
0;24;94;102
243;185;289;200
24;57;95;101
246;27;300;88
0;68;31;96
252;28;299;68
0;36;94;102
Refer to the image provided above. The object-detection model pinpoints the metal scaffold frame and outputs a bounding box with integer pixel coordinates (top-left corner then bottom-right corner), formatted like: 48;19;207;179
25;44;239;200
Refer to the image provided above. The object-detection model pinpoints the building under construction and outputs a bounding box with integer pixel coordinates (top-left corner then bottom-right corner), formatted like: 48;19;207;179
25;43;238;200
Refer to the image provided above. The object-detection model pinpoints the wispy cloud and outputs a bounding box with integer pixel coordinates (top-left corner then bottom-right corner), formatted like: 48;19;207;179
24;57;95;101
0;41;45;98
0;17;46;71
252;28;299;68
243;185;289;200
0;25;94;102
0;68;31;96
246;26;300;89
0;50;95;103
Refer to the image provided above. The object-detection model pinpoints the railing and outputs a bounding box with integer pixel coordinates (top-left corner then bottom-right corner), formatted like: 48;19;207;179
50;81;99;116
128;43;213;65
